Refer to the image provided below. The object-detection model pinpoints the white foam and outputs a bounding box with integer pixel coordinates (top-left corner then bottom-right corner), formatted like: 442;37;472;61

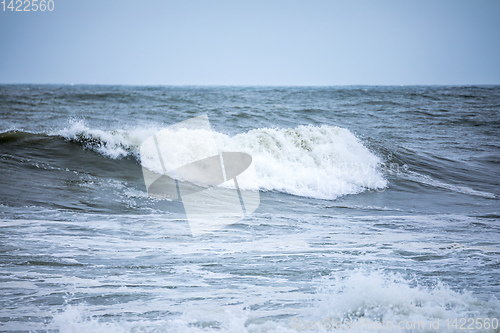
310;270;500;332
56;120;157;159
46;270;500;333
215;125;386;199
49;305;292;333
51;305;129;333
56;121;386;199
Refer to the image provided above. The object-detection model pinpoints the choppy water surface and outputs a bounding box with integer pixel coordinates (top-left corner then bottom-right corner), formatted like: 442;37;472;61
0;85;499;332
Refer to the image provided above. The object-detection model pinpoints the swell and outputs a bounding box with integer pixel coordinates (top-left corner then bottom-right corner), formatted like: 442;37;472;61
377;143;499;199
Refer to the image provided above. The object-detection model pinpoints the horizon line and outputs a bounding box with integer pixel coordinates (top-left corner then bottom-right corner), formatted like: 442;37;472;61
1;83;500;88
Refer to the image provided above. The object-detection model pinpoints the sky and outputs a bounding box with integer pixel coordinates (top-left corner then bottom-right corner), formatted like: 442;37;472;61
0;0;499;86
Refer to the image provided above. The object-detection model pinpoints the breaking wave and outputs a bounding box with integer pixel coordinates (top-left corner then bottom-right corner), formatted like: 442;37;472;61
55;121;387;199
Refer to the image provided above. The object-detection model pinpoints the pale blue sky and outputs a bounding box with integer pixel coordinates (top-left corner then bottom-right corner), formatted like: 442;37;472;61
1;0;499;85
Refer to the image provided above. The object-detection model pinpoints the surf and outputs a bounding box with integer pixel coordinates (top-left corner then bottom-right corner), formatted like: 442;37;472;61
56;121;388;200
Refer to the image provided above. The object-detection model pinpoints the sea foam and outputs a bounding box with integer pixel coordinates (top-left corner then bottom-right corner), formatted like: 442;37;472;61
48;270;500;333
311;270;500;331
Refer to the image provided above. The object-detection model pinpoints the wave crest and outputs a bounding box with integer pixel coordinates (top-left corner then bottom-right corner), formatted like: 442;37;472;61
215;125;386;199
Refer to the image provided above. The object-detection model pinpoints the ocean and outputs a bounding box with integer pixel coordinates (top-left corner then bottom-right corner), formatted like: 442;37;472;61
0;85;499;332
